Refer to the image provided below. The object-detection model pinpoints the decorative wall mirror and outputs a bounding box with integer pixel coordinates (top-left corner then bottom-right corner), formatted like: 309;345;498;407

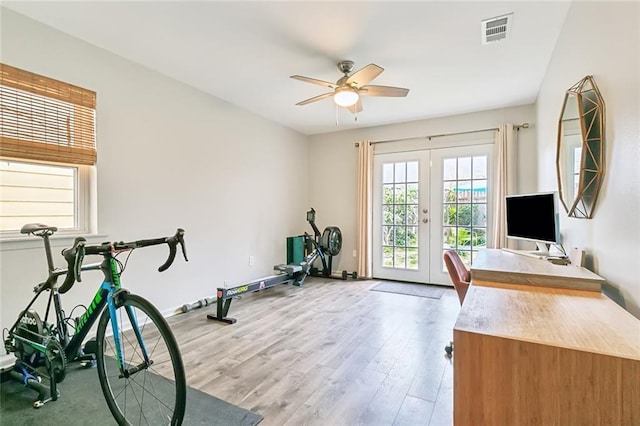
556;75;605;218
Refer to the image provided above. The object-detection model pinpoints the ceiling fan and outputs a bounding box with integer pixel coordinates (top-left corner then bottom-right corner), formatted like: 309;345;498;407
290;60;409;114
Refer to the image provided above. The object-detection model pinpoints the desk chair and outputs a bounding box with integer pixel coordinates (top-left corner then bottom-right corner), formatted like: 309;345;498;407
444;249;471;305
443;250;471;356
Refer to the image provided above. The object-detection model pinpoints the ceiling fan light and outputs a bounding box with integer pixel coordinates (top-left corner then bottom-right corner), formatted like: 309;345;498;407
334;87;359;107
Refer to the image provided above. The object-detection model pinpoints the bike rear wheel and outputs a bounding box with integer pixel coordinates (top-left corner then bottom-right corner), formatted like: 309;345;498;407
96;293;186;425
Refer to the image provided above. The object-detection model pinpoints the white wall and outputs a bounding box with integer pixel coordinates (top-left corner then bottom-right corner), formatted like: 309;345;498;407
0;9;309;336
308;104;537;274
536;1;639;316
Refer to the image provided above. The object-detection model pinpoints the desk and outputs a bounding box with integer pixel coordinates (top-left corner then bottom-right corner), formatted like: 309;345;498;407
471;248;605;291
453;283;640;425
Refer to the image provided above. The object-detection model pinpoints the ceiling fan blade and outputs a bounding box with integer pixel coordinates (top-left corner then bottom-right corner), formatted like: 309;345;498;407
290;75;337;89
295;92;334;106
345;64;384;86
348;98;363;114
359;85;409;97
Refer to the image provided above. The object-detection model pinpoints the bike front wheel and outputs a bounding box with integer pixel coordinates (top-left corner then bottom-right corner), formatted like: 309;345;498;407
96;293;186;425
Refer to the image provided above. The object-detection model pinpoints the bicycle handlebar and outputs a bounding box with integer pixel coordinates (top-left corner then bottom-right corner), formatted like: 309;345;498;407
59;229;187;294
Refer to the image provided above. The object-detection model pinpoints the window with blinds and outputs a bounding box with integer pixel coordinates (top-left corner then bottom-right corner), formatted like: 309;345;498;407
0;64;96;234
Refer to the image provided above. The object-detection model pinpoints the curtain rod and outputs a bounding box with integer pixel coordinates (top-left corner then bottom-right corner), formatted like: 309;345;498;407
354;122;529;147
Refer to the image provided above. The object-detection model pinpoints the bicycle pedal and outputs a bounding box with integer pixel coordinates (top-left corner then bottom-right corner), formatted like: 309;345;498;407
83;338;97;355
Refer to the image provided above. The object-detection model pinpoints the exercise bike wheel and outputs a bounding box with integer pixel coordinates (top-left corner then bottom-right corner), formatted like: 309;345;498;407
321;226;342;256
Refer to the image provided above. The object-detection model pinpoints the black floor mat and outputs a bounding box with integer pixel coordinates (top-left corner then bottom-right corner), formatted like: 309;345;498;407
1;361;263;426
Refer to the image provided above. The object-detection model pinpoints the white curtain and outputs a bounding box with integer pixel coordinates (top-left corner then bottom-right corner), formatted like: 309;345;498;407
356;140;373;278
490;124;517;249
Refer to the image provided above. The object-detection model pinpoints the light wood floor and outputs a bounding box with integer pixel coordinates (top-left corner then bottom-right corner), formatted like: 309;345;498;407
165;277;460;426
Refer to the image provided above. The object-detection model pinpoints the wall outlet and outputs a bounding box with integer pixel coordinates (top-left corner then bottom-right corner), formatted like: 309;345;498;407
249;256;255;266
223;280;229;287
353;249;357;258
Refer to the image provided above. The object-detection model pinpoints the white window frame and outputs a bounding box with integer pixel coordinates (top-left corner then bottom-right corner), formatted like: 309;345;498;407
0;158;97;241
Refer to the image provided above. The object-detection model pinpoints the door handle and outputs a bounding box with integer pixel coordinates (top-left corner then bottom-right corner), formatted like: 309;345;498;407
423;218;429;223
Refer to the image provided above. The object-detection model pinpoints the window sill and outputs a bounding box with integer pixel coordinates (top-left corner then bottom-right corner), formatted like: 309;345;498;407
0;233;108;251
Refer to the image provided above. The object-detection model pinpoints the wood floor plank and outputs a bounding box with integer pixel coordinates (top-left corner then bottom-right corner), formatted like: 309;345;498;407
358;337;434;426
282;343;383;426
428;361;453;426
393;395;435;426
163;277;457;425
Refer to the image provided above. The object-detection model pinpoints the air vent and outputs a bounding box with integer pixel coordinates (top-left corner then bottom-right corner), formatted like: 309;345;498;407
481;13;513;45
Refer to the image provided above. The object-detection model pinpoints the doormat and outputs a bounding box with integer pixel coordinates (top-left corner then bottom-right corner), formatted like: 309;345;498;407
1;361;263;426
370;281;445;299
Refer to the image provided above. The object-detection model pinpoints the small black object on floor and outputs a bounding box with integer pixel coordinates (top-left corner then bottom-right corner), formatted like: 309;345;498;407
1;363;263;426
370;281;445;299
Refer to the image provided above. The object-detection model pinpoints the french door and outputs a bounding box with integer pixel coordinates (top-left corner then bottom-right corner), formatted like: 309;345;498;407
372;144;493;285
372;151;430;282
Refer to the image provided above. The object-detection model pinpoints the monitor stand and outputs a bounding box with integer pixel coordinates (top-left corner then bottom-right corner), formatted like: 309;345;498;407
501;242;551;259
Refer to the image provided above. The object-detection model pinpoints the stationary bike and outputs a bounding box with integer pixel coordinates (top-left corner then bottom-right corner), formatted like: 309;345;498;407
3;224;188;425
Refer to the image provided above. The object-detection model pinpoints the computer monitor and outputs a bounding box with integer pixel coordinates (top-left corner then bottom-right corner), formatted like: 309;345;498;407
505;192;561;248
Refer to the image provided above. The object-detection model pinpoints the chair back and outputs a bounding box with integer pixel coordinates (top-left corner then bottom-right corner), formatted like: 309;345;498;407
443;250;471;305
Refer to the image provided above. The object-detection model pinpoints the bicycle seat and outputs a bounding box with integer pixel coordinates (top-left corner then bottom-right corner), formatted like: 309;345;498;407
20;223;58;235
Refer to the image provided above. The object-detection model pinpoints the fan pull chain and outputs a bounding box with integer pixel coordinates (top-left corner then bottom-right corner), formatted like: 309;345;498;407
335;105;340;126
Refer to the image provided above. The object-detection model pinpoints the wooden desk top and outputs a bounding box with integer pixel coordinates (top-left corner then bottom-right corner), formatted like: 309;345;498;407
455;283;640;361
470;248;605;291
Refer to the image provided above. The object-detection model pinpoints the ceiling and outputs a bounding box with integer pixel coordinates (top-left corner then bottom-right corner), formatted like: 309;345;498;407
3;1;572;135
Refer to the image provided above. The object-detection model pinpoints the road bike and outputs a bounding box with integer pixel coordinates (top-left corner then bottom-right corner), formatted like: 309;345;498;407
3;223;188;425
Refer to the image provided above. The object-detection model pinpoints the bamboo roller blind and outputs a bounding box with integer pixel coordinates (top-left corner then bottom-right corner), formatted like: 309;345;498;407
0;63;97;165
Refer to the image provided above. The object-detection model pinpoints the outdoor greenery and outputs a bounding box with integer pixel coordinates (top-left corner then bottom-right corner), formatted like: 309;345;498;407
381;163;489;269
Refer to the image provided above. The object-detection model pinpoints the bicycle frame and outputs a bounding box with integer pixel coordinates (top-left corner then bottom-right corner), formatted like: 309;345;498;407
8;253;148;376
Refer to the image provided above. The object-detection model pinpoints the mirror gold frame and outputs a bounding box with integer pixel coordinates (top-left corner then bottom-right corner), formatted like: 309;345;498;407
556;75;605;218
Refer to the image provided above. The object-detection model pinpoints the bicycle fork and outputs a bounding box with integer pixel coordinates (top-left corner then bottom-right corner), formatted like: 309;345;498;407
105;284;153;379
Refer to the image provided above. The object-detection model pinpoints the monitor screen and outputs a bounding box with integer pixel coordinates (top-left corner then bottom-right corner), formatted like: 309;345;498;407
505;192;560;244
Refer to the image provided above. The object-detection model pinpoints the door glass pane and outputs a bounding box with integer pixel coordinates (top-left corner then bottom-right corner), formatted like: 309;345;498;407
443;182;457;202
380;160;423;271
407;205;418;225
383;184;394;204
473;179;487;202
443;205;456;226
473;156;487;179
383;205;394;225
407;248;418;270
406;183;419;204
443;227;455;249
394;184;406;204
383;226;394;245
383;163;394;183
407;161;419;182
395;205;407;225
394;162;406;183
457;204;472;226
458;157;472;179
407;227;418;246
456;181;471;202
473;228;487;248
395;226;406;245
472;204;487;227
443;158;456;180
394;248;406;268
383;247;393;267
440;155;489;268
